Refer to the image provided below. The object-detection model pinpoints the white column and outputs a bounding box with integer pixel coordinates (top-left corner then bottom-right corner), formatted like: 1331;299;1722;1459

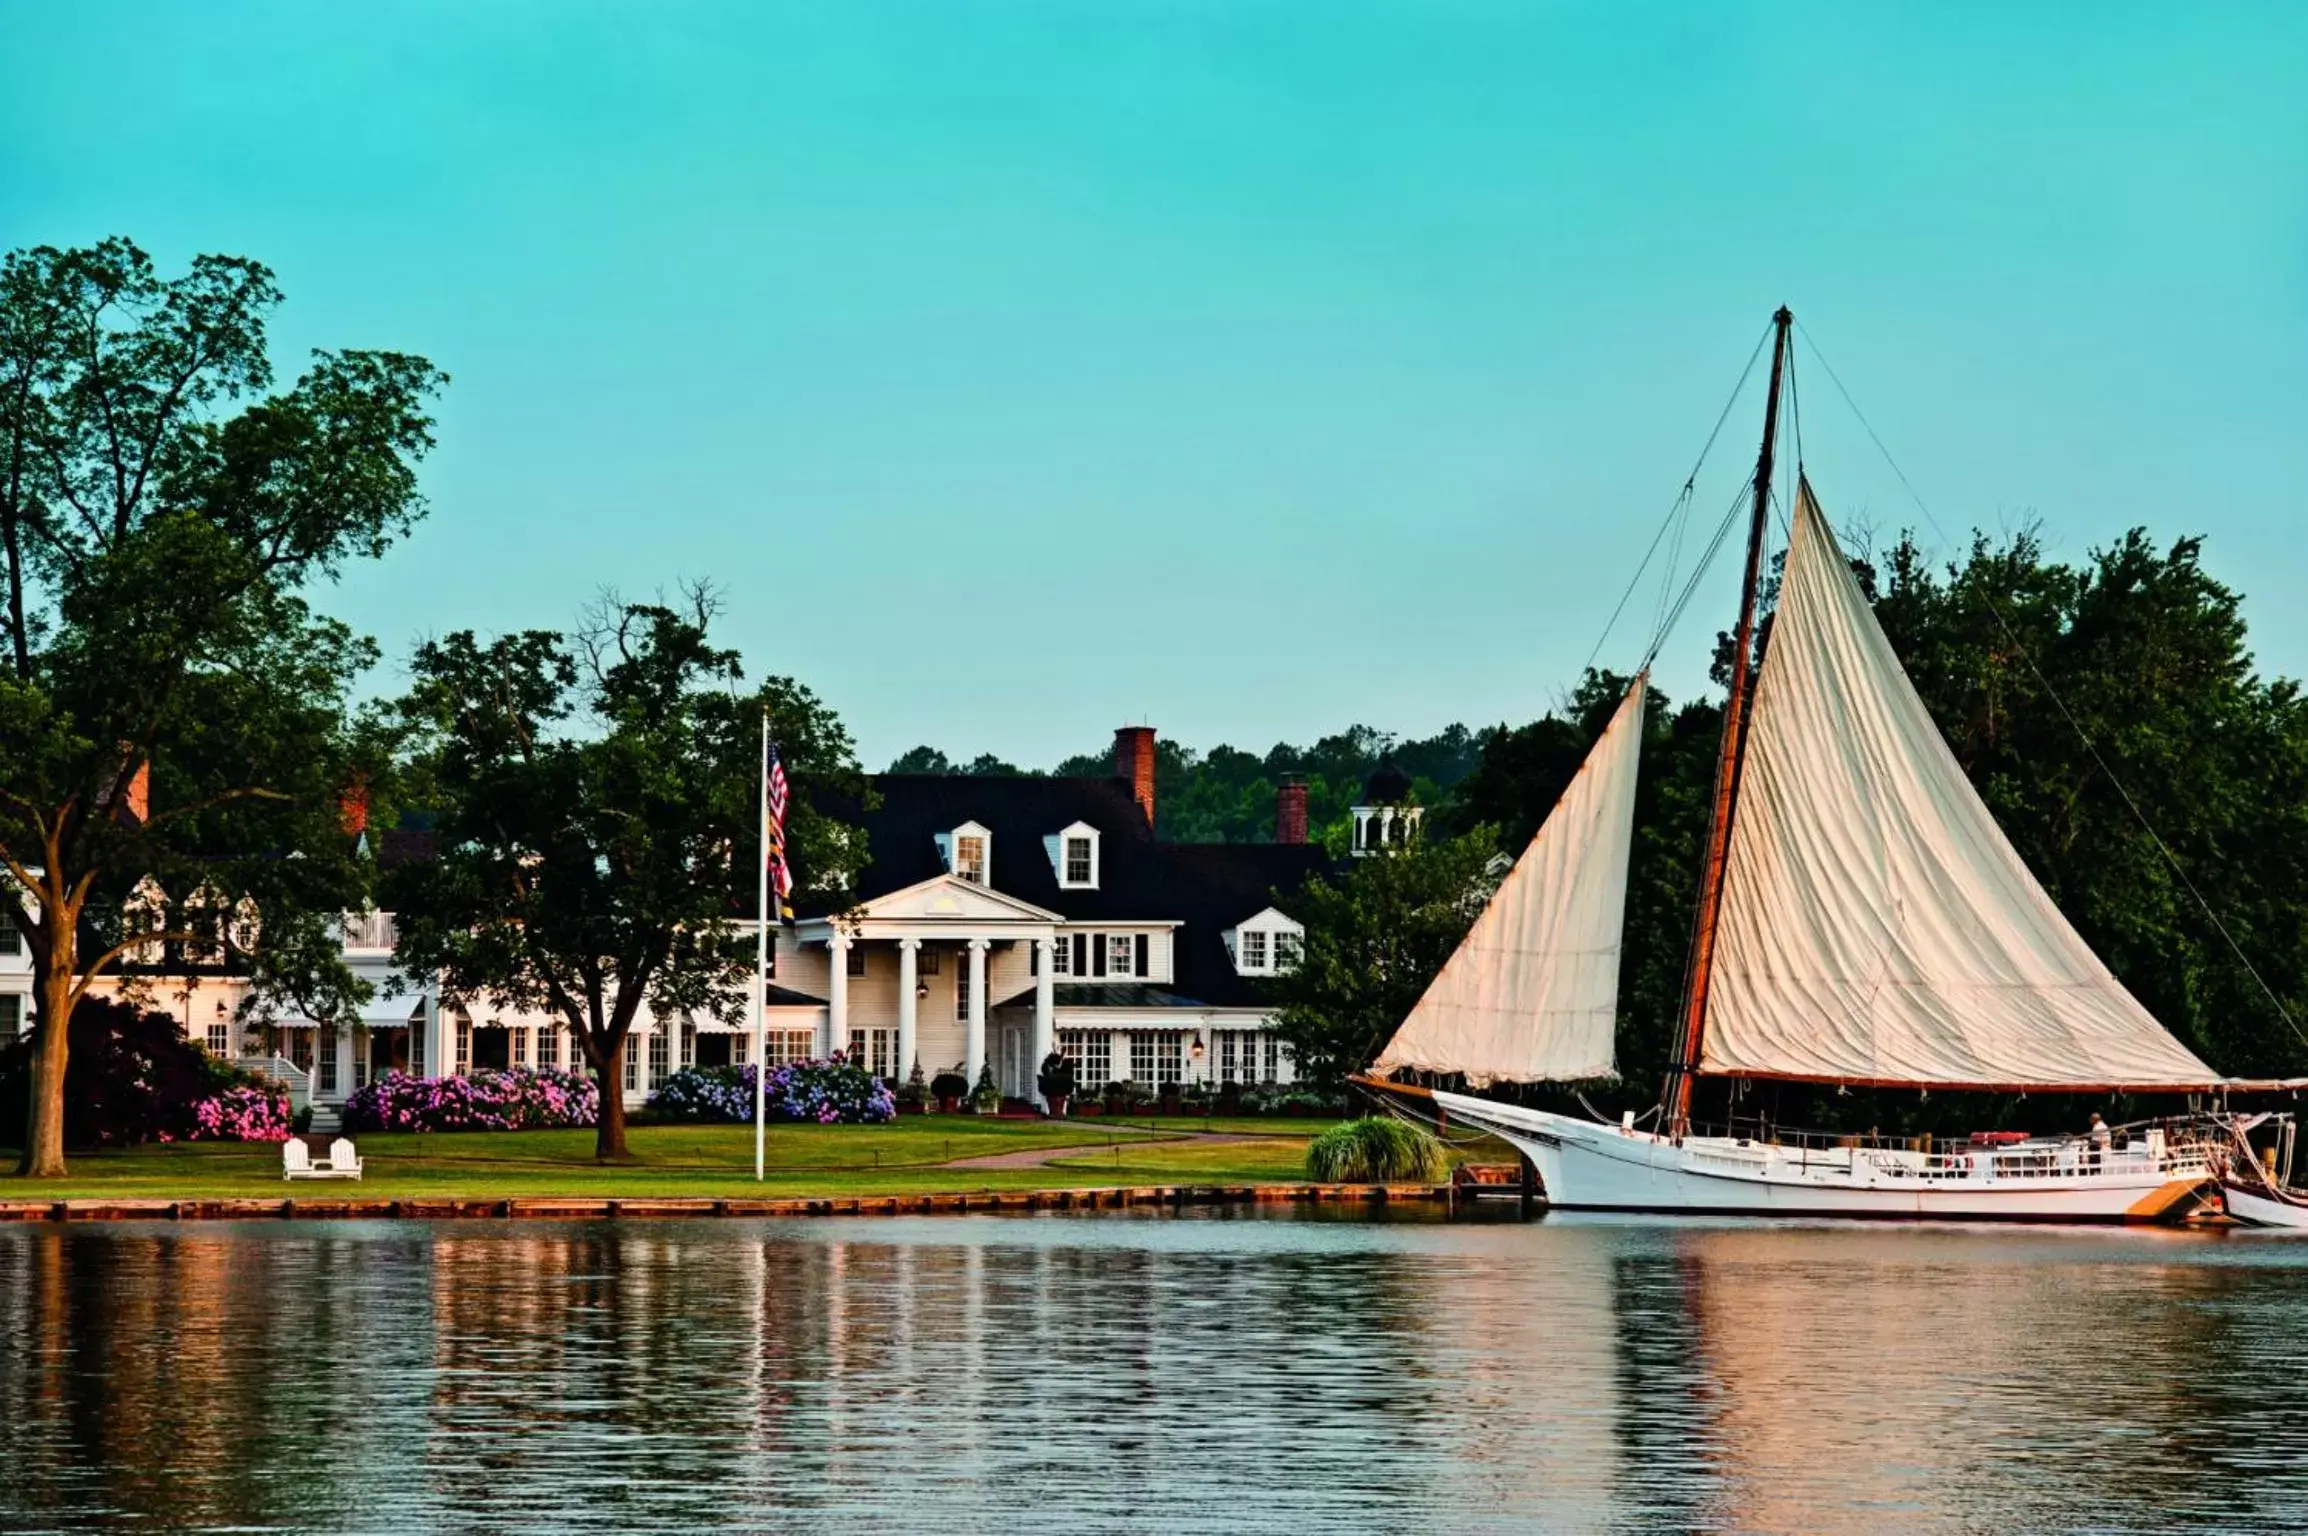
1032;937;1056;1109
826;934;850;1060
897;938;920;1080
965;938;989;1087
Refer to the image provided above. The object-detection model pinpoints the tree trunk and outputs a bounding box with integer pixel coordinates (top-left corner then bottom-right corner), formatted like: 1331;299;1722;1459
18;936;78;1178
588;1029;630;1162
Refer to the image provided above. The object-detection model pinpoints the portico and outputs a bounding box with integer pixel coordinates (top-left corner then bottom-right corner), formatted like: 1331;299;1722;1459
789;874;1061;1103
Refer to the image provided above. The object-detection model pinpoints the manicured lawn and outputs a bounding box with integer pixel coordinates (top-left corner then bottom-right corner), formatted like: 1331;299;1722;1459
0;1117;1346;1201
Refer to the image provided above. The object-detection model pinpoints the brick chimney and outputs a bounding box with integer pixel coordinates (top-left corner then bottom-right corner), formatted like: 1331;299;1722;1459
1113;726;1157;828
1275;777;1309;845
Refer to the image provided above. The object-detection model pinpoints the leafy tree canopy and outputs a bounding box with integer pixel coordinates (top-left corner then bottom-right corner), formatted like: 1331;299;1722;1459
0;237;444;1176
384;592;869;1160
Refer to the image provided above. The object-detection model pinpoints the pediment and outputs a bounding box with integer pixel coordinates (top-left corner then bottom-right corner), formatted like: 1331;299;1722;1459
860;874;1061;924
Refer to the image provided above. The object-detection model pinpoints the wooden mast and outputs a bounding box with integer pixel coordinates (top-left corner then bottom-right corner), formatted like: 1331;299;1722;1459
1664;305;1792;1138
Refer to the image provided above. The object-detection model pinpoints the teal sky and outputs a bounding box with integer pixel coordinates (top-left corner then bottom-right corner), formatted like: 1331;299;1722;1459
7;3;2305;769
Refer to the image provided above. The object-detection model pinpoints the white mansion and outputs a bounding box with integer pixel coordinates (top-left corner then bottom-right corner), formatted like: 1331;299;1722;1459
20;728;1407;1124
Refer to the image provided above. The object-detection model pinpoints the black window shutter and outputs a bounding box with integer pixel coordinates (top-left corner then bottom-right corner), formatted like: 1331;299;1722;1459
1073;933;1087;975
1135;933;1149;978
1093;934;1107;977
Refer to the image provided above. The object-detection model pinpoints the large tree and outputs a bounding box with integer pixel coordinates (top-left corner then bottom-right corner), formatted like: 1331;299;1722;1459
383;595;869;1160
0;238;443;1176
1265;824;1501;1091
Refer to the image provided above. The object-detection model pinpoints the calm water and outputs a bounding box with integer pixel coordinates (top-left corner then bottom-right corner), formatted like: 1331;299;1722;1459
3;1210;2308;1534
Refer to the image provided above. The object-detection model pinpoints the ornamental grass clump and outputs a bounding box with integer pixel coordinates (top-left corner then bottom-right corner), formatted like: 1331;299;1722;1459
1305;1116;1447;1184
647;1056;896;1126
342;1067;599;1133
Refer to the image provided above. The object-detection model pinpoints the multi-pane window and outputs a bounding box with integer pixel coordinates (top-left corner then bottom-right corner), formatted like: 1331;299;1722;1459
205;1020;230;1058
846;945;868;978
1064;836;1093;885
765;1029;813;1066
0;995;24;1041
955;834;986;884
1127;1031;1184;1086
1218;1029;1279;1084
918;945;940;975
454;1020;471;1074
848;1027;895;1079
411;1024;427;1078
318;1026;338;1094
681;1024;696;1068
1108;934;1134;979
731;1033;750;1066
539;1027;560;1070
512;1027;529;1068
1059;1029;1111;1089
0;917;20;954
1240;930;1269;971
624;1035;640;1092
648;1030;668;1086
1274;932;1302;970
1051;936;1070;976
955;961;973;1020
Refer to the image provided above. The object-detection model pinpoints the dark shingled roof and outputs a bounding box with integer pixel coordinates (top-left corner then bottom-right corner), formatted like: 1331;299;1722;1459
1360;761;1414;806
828;774;1336;1010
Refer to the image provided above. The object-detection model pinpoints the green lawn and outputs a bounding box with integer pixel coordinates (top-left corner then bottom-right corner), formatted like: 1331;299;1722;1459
0;1117;1346;1201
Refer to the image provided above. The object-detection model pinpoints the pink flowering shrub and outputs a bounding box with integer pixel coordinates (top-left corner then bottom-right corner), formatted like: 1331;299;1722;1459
342;1067;598;1133
189;1085;292;1143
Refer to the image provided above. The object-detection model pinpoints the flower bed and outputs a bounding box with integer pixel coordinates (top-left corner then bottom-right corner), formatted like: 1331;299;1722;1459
648;1057;895;1126
189;1085;293;1143
342;1067;599;1133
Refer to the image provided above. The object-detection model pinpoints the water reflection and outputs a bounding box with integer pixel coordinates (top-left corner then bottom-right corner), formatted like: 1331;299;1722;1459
3;1213;2307;1533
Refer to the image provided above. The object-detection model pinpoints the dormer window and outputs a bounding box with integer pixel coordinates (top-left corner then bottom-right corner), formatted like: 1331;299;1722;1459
1049;821;1101;889
947;821;991;884
1227;907;1305;977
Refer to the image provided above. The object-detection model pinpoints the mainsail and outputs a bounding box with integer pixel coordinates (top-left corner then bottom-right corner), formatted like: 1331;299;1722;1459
1699;481;2229;1090
1374;679;1646;1085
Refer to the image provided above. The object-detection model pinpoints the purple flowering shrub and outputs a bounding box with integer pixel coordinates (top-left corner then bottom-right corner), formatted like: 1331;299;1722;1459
343;1067;599;1133
649;1056;895;1125
189;1085;292;1143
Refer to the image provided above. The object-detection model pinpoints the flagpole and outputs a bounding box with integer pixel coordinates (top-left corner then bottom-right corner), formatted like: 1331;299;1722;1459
754;710;770;1182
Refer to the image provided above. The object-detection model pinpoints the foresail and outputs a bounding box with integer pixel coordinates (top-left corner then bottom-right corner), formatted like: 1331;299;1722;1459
1374;680;1645;1086
1700;482;2226;1090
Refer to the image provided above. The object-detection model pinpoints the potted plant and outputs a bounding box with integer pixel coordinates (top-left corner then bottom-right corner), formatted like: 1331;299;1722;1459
895;1061;928;1116
930;1069;969;1114
970;1063;1001;1115
1103;1079;1133;1117
1183;1079;1212;1119
1121;1078;1156;1116
1036;1049;1077;1118
1215;1079;1244;1117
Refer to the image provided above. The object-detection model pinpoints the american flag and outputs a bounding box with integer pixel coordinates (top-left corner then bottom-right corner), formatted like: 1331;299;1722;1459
765;743;795;924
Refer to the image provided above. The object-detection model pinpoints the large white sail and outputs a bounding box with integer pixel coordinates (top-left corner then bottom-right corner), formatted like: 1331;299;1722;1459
1700;482;2226;1090
1374;679;1646;1086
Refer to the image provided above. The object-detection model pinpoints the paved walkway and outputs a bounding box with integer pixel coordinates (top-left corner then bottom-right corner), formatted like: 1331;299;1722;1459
941;1132;1268;1171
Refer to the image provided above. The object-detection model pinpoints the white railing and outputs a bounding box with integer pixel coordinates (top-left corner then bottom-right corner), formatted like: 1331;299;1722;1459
237;1054;312;1113
341;911;398;951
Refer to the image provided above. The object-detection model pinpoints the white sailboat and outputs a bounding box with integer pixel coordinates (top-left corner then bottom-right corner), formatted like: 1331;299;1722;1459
1363;308;2304;1223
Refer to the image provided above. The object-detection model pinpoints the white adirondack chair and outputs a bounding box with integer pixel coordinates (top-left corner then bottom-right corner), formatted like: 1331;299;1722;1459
282;1137;363;1181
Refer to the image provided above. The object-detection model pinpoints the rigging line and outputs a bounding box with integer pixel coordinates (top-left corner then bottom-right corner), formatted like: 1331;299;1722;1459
1797;320;2308;1051
1579;320;1774;678
1640;480;1751;672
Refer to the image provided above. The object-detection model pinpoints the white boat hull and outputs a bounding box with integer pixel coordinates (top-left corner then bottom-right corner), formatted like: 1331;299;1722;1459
2222;1183;2308;1229
1434;1092;2216;1223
